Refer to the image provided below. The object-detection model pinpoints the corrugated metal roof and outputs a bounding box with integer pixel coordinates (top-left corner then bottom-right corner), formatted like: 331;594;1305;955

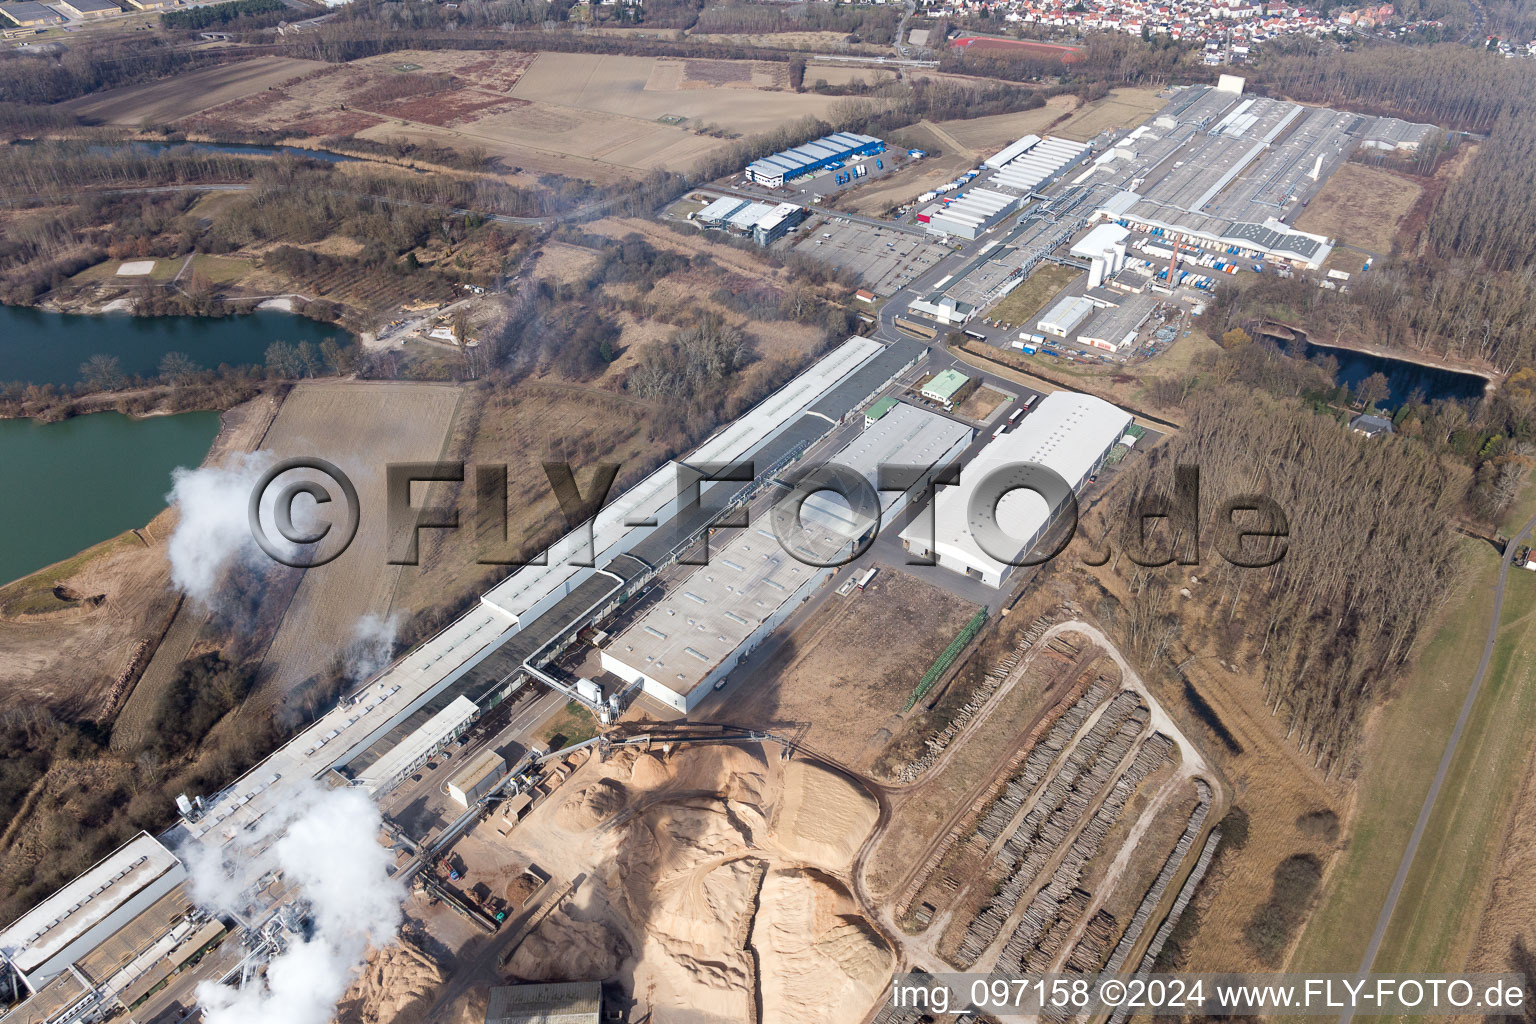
486;982;601;1024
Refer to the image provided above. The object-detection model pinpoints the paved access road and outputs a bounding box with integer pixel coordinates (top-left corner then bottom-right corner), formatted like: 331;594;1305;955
1341;508;1536;1023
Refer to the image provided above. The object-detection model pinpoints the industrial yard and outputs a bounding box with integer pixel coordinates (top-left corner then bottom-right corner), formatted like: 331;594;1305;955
0;39;1486;1024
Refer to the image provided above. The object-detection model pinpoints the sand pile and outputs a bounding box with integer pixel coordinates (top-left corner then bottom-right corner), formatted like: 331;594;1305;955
510;744;890;1022
555;778;627;831
334;939;444;1024
753;868;894;1024
773;760;879;869
611;796;764;1023
626;751;675;789
507;905;632;982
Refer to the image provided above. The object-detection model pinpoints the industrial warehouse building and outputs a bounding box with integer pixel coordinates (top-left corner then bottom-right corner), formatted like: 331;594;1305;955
695;198;805;245
921;188;1021;240
900;392;1131;587
0;832;230;1024
919;368;970;407
1071;223;1131;289
752;202;806;245
745;132;885;188
486;982;601;1024
1;337;957;1024
0;1;64;25
1038;295;1096;338
1076;81;1437;270
985;135;1091;194
1077;291;1158;352
695;196;748;225
599;401;971;712
448;749;509;807
55;0;120;17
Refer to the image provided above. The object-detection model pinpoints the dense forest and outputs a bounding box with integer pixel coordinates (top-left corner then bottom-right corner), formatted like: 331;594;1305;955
1102;387;1464;769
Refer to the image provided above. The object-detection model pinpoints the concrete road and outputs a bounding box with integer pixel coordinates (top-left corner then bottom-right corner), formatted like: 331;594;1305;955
1340;508;1536;1022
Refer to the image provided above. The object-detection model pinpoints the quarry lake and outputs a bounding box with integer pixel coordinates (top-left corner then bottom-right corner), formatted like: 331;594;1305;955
0;410;219;588
1306;340;1488;408
0;305;352;585
1262;327;1489;409
0;306;349;387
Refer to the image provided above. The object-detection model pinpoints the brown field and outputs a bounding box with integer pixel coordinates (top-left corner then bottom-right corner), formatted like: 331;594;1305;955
841;122;976;215
702;570;980;773
178;57;531;140
245;382;462;709
0;529;176;715
799;66;902;90
1050;86;1168;143
81;50;868;181
388;381;669;617
508;51;845;136
61;57;327;125
342;52;846;179
934;95;1082;155
954;384;1009;422
1293;161;1424;256
531;240;605;286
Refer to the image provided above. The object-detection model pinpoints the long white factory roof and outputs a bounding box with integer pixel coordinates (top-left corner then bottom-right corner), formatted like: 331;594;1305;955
1039;294;1096;335
903;392;1130;581
479;335;884;623
169;336;886;861
984;133;1041;170
1070;223;1130;259
606;399;969;699
801;400;972;538
729;202;778;229
0;833;184;984
356;695;478;791
697;196;747;223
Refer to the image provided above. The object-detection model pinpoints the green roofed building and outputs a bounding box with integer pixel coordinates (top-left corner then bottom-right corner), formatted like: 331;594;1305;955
864;395;898;427
920;368;969;407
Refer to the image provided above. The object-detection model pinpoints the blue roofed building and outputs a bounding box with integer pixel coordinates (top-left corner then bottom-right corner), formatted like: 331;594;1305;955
746;132;885;188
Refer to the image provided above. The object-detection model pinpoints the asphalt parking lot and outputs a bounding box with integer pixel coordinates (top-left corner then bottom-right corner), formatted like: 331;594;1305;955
794;219;951;296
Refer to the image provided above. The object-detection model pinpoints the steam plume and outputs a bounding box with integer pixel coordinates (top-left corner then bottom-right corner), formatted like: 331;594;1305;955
187;781;403;1024
342;613;400;687
164;453;279;607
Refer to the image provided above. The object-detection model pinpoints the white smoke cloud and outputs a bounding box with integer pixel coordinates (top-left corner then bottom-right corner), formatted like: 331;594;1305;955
164;452;278;607
342;613;400;687
187;781;403;1024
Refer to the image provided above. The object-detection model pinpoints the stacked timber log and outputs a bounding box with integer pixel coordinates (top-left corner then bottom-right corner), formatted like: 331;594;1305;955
988;731;1173;976
1100;779;1213;978
953;693;1153;967
1104;826;1223;1024
893;665;1109;923
1064;909;1118;974
892;616;1054;783
973;676;1114;851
